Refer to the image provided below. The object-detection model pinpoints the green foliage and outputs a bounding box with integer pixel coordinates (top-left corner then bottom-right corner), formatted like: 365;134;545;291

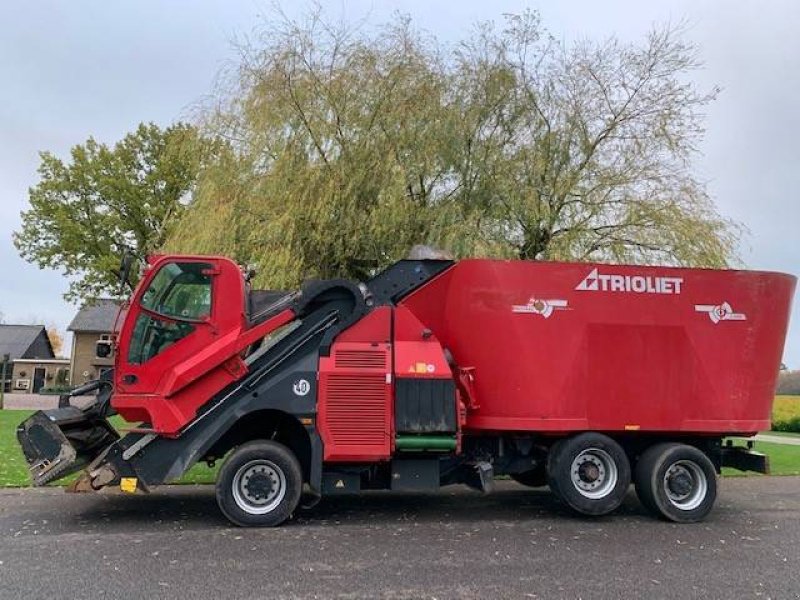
14;122;212;301
772;417;800;433
166;9;739;289
38;385;74;396
772;396;800;431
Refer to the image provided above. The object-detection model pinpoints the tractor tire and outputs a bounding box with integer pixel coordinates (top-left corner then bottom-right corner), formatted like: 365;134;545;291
511;466;548;488
216;440;303;527
547;432;631;516
634;443;717;523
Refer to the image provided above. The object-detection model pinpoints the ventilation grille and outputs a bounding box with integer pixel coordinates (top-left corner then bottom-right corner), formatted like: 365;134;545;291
335;349;387;370
325;374;387;447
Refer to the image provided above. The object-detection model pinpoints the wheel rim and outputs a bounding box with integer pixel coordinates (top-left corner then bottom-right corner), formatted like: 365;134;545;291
569;447;618;499
662;460;707;511
232;459;287;515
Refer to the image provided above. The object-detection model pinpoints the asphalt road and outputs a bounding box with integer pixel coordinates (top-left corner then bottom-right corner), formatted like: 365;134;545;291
1;478;798;600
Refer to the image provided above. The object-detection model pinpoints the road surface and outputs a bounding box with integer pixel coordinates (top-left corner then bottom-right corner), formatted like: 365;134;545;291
0;478;798;599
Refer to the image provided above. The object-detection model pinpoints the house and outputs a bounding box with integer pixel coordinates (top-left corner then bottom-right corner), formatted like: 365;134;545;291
67;299;123;386
0;324;69;393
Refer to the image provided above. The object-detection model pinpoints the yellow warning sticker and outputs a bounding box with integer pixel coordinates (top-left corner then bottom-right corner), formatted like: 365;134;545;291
120;477;138;493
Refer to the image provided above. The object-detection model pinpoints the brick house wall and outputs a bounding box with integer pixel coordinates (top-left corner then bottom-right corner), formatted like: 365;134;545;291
11;359;70;393
70;331;115;385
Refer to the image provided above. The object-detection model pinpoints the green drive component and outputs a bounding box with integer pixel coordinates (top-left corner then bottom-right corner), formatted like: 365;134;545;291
395;435;457;452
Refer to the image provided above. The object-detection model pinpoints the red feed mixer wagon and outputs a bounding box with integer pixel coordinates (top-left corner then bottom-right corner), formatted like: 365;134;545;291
17;255;795;526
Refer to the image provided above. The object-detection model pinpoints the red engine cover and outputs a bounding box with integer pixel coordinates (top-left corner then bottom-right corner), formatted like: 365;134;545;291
317;308;393;462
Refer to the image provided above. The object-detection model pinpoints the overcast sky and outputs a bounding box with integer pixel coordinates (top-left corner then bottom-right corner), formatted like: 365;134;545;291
0;0;798;366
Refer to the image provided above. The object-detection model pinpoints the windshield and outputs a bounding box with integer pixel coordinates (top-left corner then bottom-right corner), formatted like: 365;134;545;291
140;262;212;321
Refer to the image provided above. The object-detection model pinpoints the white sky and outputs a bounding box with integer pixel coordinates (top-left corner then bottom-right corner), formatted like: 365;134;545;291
0;0;798;365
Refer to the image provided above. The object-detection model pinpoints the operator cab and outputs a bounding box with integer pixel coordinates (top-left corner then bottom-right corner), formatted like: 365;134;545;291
127;260;213;365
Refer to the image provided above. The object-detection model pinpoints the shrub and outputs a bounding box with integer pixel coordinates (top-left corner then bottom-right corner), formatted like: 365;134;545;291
773;418;800;433
38;385;74;396
772;395;800;432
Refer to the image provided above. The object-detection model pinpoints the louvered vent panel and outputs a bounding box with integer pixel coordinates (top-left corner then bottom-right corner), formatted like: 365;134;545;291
335;349;387;370
326;374;387;447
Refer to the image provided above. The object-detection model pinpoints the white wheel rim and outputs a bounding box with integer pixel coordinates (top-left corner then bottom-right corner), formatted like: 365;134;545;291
232;459;287;515
663;460;707;511
570;447;619;499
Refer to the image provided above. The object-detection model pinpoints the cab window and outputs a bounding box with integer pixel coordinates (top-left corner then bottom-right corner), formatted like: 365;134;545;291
127;262;213;364
140;262;212;321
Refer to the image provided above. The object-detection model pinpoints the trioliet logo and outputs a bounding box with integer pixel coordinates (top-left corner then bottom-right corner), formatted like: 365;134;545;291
576;268;683;295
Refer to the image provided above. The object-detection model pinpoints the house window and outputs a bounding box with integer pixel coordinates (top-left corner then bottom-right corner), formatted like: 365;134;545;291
55;367;70;386
98;334;114;358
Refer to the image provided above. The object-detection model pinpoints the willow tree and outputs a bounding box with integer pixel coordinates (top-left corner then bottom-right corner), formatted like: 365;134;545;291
167;9;738;289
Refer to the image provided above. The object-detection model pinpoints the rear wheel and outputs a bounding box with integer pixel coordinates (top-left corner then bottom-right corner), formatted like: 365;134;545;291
634;443;717;523
547;433;631;516
216;440;302;527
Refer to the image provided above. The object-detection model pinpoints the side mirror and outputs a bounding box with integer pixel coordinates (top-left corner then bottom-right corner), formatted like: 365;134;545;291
96;340;113;359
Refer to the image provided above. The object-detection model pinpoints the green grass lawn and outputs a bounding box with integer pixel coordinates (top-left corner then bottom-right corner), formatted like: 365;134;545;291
754;441;800;476
721;439;800;477
3;407;800;488
0;410;34;487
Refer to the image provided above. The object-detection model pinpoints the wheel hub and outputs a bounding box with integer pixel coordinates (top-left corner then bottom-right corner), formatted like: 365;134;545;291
578;461;600;483
569;448;618;499
666;469;693;497
244;471;275;501
232;459;287;514
662;460;708;511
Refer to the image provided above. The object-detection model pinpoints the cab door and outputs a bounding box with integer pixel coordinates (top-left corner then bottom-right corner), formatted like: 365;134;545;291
116;259;217;398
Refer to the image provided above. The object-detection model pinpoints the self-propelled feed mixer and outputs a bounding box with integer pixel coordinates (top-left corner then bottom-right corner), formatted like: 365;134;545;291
17;256;795;526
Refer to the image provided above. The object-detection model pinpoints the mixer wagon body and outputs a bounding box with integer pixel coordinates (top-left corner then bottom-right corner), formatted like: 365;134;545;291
16;256;795;526
400;259;793;436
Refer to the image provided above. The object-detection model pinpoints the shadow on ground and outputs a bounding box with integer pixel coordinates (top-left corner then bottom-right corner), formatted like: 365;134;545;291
54;483;661;533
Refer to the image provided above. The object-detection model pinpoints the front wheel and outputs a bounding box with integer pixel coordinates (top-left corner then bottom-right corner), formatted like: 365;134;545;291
216;440;303;527
634;443;717;523
547;432;631;516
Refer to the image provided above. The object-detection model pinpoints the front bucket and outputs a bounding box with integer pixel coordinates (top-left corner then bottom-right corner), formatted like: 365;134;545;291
16;407;119;486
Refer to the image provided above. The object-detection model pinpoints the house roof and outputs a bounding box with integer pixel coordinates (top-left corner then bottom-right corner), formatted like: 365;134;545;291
0;325;54;361
67;299;124;333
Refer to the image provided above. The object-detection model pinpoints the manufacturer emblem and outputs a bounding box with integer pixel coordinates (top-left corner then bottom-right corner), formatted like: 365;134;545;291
576;268;683;295
695;302;746;324
512;298;569;319
292;379;311;396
